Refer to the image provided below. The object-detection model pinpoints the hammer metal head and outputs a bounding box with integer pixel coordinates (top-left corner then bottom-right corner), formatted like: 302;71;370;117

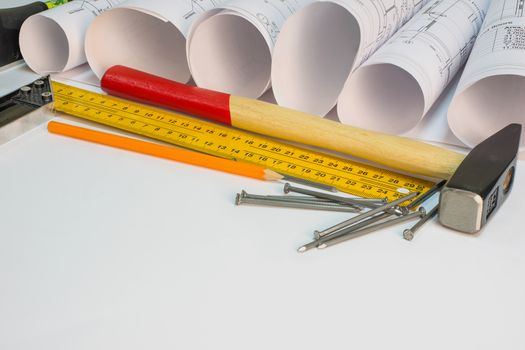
439;124;521;233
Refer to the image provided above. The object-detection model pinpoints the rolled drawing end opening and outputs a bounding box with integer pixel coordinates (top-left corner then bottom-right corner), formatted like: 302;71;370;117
19;14;69;74
187;12;271;98
271;2;360;117
338;63;425;135
85;7;190;82
448;74;525;152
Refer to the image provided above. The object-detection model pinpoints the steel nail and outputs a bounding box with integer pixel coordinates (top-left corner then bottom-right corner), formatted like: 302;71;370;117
301;212;394;252
237;191;361;208
403;204;439;241
235;190;248;205
283;183;386;208
313;211;393;240
282;175;338;192
318;208;426;249
315;191;420;238
247;194;342;204
236;191;361;212
323;211;394;238
238;197;361;212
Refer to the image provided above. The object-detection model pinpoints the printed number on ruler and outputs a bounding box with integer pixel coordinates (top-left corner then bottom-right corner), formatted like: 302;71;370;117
52;82;434;201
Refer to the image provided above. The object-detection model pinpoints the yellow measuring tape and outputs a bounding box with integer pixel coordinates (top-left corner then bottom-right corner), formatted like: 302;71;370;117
51;81;434;201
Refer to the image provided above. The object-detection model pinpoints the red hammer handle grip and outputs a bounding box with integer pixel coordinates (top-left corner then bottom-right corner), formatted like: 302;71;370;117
101;65;233;126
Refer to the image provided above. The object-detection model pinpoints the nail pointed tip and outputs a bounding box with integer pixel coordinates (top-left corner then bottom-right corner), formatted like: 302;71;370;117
297;246;307;253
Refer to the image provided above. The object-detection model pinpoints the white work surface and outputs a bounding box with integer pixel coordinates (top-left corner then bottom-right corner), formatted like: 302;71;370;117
1;73;525;349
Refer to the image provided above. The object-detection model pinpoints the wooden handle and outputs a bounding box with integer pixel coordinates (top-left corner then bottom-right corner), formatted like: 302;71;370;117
230;96;465;179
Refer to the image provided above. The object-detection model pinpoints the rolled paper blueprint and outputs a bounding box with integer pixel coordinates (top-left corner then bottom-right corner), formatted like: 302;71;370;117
338;0;489;134
186;0;313;98
271;0;429;117
19;0;123;75
448;0;525;152
85;0;225;82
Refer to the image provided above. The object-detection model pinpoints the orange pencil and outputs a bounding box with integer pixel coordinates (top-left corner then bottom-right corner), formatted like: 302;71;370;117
47;121;283;181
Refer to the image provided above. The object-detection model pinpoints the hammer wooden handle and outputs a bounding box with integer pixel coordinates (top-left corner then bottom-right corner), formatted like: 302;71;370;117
102;66;465;179
231;97;464;179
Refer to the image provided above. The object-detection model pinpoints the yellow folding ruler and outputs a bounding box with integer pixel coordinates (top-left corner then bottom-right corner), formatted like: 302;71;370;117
51;81;434;201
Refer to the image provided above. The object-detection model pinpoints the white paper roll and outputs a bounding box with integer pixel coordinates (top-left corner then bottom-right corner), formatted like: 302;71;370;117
271;0;429;117
186;0;312;98
85;0;224;81
448;0;525;151
338;0;489;134
19;0;123;75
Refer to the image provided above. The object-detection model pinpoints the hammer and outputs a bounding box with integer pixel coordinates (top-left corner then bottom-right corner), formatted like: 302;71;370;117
100;66;522;233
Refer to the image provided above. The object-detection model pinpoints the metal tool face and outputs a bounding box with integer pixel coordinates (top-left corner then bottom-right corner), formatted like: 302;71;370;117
51;81;434;201
0;77;54;146
439;124;521;233
0;77;52;128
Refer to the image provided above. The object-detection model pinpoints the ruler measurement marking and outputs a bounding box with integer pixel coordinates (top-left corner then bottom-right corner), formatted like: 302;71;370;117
357;176;424;192
57;97;267;162
56;93;205;135
246;150;376;190
255;145;410;190
59;102;199;142
52;82;434;200
252;144;415;192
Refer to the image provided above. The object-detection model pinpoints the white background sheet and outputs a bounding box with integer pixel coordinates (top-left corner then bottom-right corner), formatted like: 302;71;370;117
0;112;524;349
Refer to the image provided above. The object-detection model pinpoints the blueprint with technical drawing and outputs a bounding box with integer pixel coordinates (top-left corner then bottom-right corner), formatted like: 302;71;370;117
448;0;525;151
271;0;430;117
186;0;314;98
341;0;431;67
337;0;489;134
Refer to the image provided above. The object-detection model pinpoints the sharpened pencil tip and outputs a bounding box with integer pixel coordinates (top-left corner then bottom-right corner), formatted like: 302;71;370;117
264;169;285;181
